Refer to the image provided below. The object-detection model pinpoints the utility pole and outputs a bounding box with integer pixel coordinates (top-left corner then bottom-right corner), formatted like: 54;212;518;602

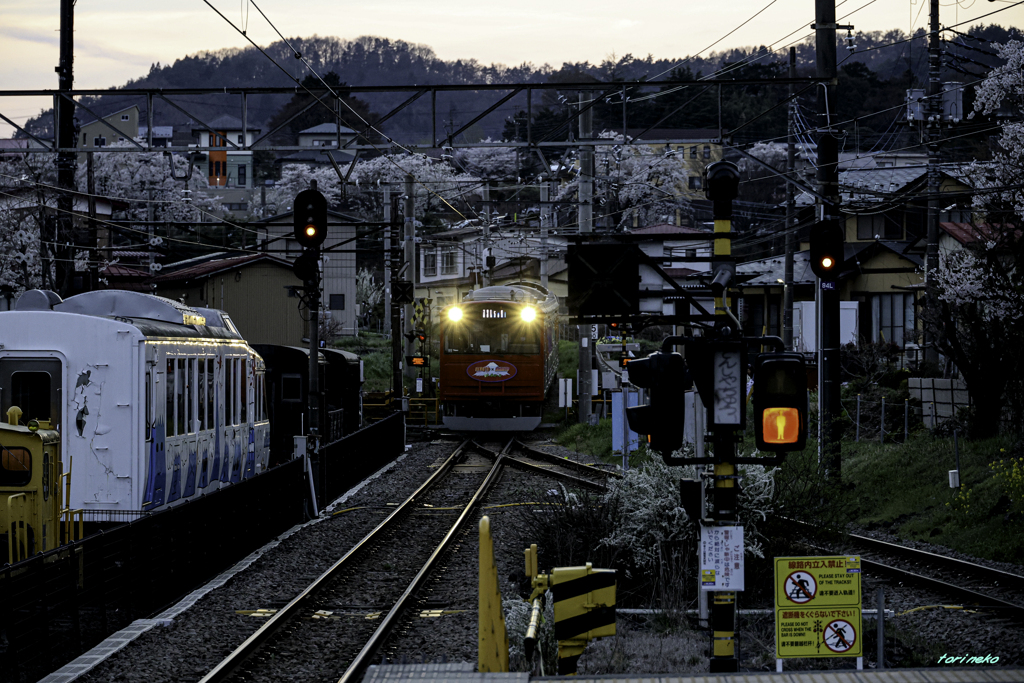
55;0;76;296
390;196;403;401
383;185;392;336
87;152;97;290
924;0;942;366
815;0;842;479
482;182;491;287
540;182;551;289
404;175;416;380
783;47;797;351
578;94;594;425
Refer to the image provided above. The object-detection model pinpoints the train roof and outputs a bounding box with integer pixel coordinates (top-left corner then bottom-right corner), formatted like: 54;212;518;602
12;289;243;340
460;282;558;309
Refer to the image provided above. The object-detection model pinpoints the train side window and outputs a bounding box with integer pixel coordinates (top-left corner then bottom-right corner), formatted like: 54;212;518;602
240;358;248;424
258;372;267;421
166;359;176;436
10;372;51;423
225;358;234;427
206;359;214;428
176;359;186;436
281;374;301;402
233;358;241;425
0;446;32;486
187;358;196;433
197;359;206;431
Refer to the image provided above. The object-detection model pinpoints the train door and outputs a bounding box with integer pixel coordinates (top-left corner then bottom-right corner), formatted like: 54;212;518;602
0;359;62;430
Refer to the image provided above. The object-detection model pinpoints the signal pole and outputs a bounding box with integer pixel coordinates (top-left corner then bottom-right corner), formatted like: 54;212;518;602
383;185;392;336
390;196;404;402
815;0;842;479
404;174;416;380
783;47;797;351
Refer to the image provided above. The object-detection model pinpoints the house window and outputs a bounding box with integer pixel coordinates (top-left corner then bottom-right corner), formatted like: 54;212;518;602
119;137;124;143
441;247;457;275
690;146;697;159
82;133;87;145
330;294;345;310
93;136;106;147
872;293;915;347
423;249;437;277
214;161;222;177
237;134;244;144
237;165;247;187
688;176;702;190
121;114;129;121
856;213;901;240
285;238;300;258
702;145;711;159
208;134;214;146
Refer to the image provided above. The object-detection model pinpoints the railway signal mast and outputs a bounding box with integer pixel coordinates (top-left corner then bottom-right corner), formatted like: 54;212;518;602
293;182;328;507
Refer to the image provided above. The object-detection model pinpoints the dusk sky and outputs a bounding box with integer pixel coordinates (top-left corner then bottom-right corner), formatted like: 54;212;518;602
2;0;1022;136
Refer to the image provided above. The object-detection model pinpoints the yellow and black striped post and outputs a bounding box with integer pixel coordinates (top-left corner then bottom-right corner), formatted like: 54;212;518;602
478;516;509;672
704;160;741;674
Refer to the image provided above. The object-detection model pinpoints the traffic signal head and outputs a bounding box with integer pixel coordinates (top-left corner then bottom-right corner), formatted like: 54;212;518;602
292;250;320;284
293;188;328;249
752;352;807;453
809;222;844;280
703;161;740;202
626;351;690;456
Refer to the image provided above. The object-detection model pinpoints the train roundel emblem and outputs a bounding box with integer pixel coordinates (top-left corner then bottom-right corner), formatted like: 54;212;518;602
467;359;517;382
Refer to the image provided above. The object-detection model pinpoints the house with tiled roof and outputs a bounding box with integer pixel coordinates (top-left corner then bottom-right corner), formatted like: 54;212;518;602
150;252;306;346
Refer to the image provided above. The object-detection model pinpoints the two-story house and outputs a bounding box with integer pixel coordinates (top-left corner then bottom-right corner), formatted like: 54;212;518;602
275;123;359;172
79;105;139;152
191;115;259;214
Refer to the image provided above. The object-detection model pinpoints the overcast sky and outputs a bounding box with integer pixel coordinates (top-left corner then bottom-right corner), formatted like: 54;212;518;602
2;0;1022;136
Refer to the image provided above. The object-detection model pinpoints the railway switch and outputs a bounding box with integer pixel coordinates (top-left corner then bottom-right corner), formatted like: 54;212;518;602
523;544;617;675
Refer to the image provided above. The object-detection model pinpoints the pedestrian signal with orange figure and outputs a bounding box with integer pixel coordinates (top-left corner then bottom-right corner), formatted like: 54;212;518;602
752;353;807;453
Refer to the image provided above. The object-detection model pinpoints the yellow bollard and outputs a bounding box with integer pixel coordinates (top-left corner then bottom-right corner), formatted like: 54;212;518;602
478;516;509;672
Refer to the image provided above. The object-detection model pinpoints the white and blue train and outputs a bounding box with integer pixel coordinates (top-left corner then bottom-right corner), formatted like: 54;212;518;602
0;289;270;519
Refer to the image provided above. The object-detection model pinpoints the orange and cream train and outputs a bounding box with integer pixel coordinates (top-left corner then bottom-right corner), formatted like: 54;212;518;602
438;283;559;431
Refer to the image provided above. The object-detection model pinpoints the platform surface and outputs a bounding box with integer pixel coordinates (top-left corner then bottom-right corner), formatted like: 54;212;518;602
362;664;1023;683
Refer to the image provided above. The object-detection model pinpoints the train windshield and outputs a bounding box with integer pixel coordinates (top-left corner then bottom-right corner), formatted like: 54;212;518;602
444;306;540;355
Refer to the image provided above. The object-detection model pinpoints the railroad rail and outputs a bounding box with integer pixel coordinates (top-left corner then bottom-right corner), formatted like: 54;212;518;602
197;438;496;683
792;520;1024;623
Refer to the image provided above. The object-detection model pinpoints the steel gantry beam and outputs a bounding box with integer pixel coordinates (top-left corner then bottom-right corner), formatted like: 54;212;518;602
1;78;824;155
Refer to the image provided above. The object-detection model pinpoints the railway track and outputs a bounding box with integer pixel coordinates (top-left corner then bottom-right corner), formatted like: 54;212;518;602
197;439;502;683
196;435;613;683
793;520;1024;623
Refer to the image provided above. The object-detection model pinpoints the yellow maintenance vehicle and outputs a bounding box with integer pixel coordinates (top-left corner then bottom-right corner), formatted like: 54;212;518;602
1;406;80;565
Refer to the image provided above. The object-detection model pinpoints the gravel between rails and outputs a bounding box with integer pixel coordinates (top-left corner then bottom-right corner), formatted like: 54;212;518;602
71;439;463;683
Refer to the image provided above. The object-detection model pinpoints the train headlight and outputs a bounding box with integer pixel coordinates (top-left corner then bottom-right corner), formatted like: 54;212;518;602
521;307;536;322
448;307;463;322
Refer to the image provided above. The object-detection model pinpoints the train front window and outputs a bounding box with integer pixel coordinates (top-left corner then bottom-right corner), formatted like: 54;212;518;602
0;446;32;486
444;316;540;355
10;372;51;423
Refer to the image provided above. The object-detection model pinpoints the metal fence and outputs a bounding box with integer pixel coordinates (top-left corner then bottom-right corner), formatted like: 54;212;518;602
320;412;406;504
0;412;407;683
0;458;306;683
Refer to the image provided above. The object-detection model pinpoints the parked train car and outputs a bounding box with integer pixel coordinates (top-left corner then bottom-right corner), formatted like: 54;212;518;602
439;282;559;430
0;289;270;524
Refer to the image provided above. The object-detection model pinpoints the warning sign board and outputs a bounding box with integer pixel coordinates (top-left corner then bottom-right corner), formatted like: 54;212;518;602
699;525;744;591
775;607;862;658
774;556;861;607
774;556;862;659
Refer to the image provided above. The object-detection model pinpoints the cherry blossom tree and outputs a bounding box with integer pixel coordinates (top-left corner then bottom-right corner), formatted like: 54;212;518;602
929;39;1024;436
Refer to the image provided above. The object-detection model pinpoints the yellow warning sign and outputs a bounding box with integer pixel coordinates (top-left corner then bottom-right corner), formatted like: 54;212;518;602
776;607;862;658
775;556;862;659
774;556;861;608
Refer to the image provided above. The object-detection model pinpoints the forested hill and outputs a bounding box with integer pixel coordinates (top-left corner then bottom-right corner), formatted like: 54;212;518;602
23;24;1021;144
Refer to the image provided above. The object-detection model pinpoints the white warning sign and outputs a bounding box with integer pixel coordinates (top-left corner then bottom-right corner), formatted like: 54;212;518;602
699;525;744;591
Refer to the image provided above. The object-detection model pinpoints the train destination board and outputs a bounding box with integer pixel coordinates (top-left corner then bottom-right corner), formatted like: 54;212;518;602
774;556;863;659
